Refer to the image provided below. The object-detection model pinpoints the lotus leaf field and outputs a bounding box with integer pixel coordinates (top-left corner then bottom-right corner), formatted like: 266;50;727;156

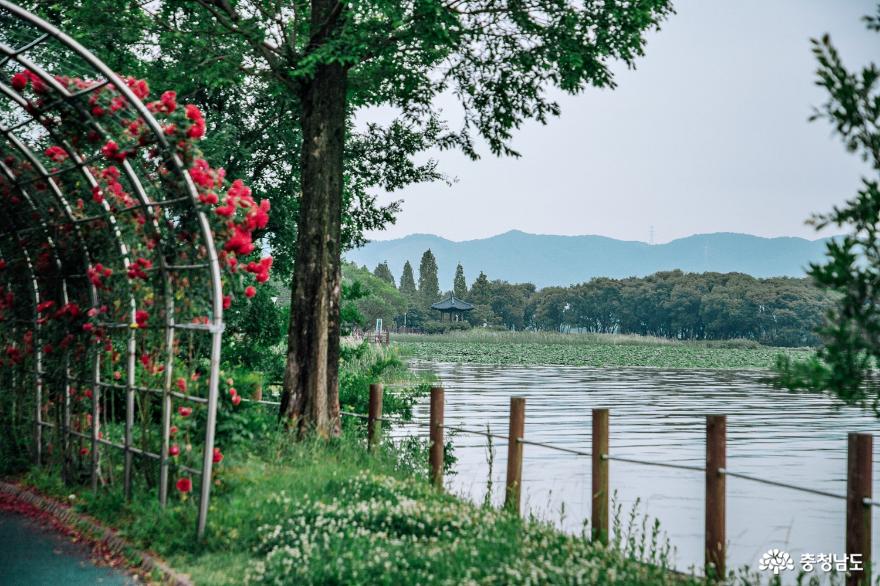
395;332;812;369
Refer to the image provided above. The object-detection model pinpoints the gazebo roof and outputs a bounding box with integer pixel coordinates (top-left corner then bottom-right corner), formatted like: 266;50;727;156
431;295;474;311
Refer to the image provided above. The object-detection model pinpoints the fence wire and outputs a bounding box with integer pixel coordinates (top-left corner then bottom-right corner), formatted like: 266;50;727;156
244;388;878;509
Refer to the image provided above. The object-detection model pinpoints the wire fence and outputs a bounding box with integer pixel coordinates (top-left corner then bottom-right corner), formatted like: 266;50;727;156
246;382;877;579
247;394;879;508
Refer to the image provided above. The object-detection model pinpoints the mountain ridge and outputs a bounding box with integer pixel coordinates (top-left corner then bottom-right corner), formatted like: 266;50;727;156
345;231;832;289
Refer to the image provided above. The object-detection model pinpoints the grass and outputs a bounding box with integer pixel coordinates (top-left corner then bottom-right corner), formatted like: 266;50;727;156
21;430;696;585
394;331;814;369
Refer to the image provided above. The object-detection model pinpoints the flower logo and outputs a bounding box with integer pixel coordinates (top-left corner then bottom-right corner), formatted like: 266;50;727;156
759;549;794;575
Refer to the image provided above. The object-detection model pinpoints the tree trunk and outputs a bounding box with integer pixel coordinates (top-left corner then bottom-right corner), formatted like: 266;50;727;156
325;259;342;436
279;2;346;436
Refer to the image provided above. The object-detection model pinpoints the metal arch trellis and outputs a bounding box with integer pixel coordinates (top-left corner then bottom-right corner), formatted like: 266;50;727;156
0;1;229;538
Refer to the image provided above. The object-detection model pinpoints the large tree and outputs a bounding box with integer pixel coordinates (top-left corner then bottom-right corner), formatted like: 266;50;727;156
47;0;673;434
344;263;407;326
373;261;396;287
775;5;880;414
453;263;468;299
399;260;417;298
418;249;441;305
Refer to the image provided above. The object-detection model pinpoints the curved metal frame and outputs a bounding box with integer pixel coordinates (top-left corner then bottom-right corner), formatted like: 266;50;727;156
0;1;225;538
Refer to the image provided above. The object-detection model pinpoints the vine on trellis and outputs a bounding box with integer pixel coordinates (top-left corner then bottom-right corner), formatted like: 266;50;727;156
0;65;271;502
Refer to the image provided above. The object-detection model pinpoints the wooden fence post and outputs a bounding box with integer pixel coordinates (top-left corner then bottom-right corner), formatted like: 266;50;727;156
592;408;609;544
846;433;872;586
505;397;526;513
367;383;383;451
705;415;726;580
429;386;444;488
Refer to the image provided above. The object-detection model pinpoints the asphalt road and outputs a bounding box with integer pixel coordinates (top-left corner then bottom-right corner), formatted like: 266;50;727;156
0;510;132;585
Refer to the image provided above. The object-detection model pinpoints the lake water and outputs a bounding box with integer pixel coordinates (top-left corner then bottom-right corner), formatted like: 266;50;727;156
399;362;879;581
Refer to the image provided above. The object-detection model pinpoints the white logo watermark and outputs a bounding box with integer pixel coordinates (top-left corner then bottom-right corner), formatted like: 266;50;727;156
759;549;794;575
758;550;863;574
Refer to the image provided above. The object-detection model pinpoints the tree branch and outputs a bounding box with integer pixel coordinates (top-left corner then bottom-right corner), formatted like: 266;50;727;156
189;0;302;93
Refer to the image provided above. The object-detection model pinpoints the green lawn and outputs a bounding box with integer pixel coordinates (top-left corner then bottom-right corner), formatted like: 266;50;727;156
394;331;813;369
22;431;694;585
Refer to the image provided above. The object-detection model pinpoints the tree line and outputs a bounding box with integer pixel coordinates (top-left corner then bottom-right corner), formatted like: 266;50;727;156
353;249;835;347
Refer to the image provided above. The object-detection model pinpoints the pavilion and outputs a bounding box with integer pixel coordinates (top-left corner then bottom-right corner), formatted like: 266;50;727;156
430;295;475;322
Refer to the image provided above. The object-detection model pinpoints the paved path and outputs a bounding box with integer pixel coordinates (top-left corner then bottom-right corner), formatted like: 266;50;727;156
0;510;132;585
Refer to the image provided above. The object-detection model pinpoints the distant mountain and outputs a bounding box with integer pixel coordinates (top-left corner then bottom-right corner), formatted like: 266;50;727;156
345;231;833;289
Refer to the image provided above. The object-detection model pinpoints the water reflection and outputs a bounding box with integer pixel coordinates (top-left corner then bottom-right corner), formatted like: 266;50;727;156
398;362;879;581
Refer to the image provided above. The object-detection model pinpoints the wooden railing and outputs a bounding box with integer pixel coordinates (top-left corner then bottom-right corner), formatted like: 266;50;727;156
354;384;876;585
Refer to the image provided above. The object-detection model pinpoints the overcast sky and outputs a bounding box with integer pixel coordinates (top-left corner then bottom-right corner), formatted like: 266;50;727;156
361;0;877;245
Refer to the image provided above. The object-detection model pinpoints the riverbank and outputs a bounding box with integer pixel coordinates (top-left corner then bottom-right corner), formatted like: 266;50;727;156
16;430;695;585
395;331;813;369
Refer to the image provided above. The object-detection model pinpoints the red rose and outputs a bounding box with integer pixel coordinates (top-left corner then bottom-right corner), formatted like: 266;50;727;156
189;159;216;188
245;286;256;298
176;377;186;392
212;448;223;464
126;77;150;99
135;310;148;328
185;104;203;121
44;146;68;162
160;90;177;112
178;406;192;417
169;444;180;457
109;96;126;112
214;202;236;217
245;256;272;283
231;394;241;406
187;121;205;139
223;226;254;255
101;140;126;161
29;74;46;93
228;387;237;396
199;192;219;205
176;477;192;493
10;72;27;91
249;199;270;230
